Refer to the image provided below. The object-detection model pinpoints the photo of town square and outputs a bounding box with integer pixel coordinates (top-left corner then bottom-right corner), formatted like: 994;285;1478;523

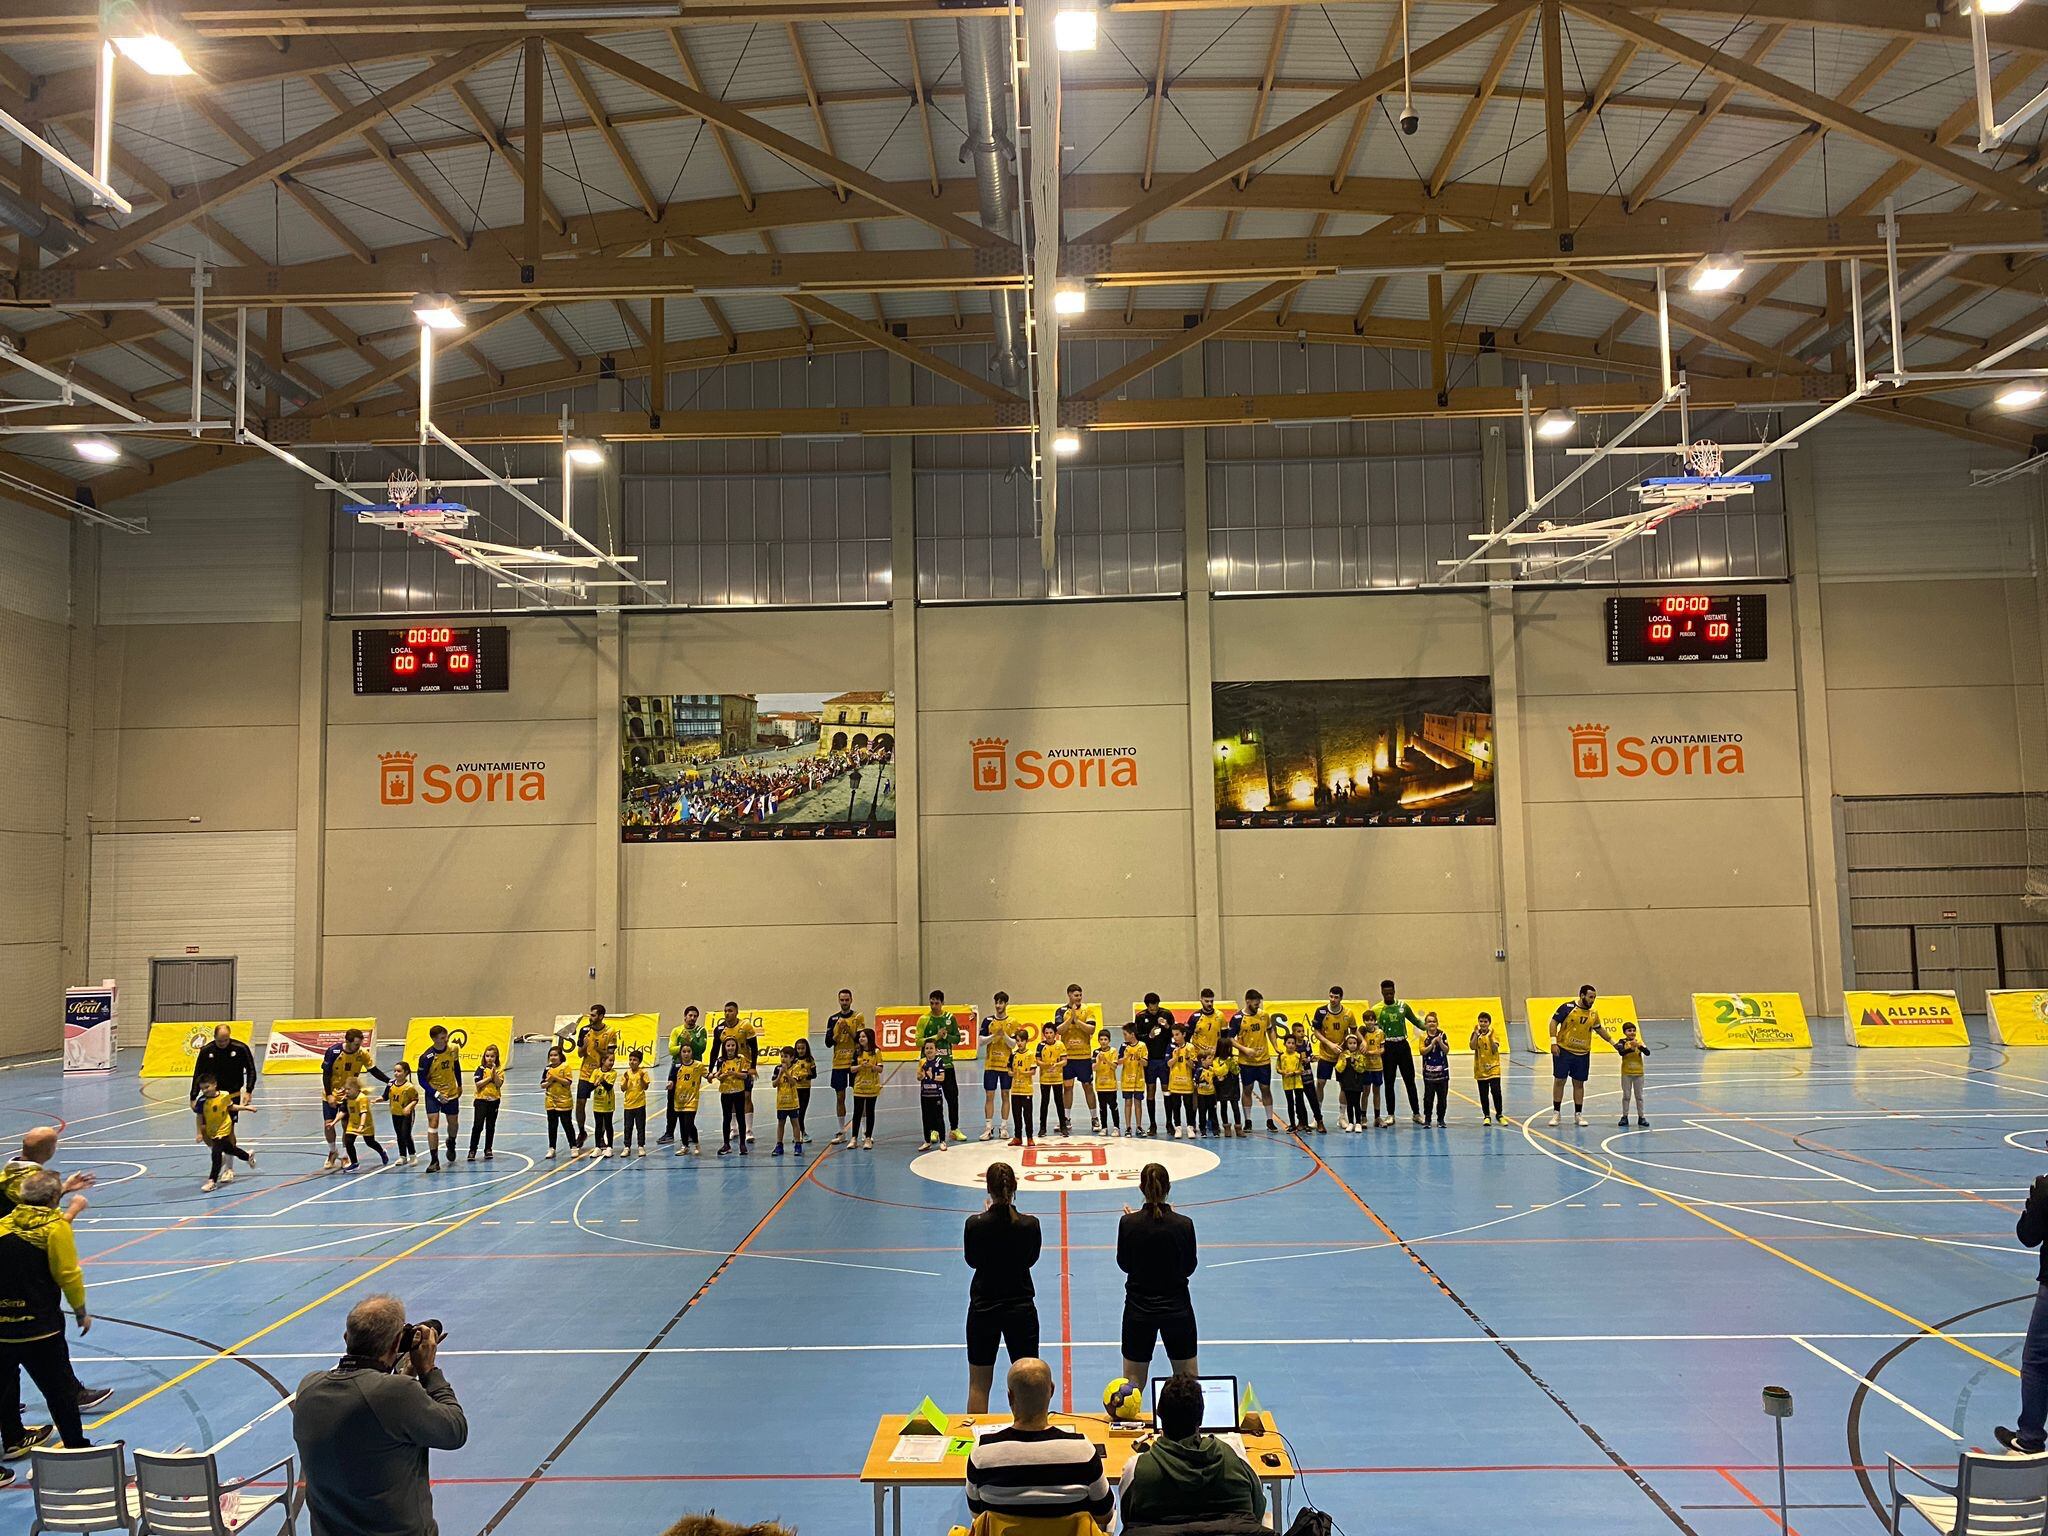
620;689;896;840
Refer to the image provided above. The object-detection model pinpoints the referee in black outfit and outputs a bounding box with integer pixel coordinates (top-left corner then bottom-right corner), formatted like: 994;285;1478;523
189;1024;258;1114
963;1161;1041;1413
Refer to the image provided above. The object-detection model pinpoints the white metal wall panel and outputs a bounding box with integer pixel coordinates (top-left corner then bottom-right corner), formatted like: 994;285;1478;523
88;831;295;1030
0;503;69;623
1810;417;2037;581
99;460;304;625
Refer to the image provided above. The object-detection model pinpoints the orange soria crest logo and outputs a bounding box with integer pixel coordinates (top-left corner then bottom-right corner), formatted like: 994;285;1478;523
971;739;1009;792
1570;724;1609;779
379;751;418;804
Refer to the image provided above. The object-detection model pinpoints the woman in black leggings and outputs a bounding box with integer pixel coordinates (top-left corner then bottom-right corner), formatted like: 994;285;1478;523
1117;1163;1200;1383
716;1038;750;1156
963;1162;1042;1412
468;1045;504;1161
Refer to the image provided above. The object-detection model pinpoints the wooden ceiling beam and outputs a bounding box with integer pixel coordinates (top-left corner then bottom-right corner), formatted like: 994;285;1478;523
550;43;663;222
1077;279;1302;402
450;78;568;235
309;73;474;250
186;94;378;264
1622;24;1788;213
787;293;1015;402
1722;37;1913;223
1427;12;1535;198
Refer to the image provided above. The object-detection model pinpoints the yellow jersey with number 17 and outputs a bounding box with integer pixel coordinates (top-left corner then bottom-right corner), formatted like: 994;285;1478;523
1554;1006;1599;1055
1235;1013;1274;1065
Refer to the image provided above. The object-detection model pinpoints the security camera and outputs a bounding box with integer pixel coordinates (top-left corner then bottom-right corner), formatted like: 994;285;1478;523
1399;108;1420;136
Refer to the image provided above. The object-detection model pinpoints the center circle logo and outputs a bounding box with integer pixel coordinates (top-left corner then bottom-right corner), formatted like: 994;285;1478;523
910;1135;1219;1190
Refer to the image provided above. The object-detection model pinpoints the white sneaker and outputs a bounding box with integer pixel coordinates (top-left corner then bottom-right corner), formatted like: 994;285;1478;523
1575;1114;1586;1127
200;1179;216;1192
981;1126;995;1141
638;1147;648;1158
221;1169;235;1184
1548;1112;1560;1127
546;1148;558;1159
863;1136;875;1149
676;1146;687;1157
830;1129;845;1145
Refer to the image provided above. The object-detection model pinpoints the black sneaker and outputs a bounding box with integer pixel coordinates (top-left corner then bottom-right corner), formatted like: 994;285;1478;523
1997;1426;2046;1454
74;1385;114;1411
3;1425;51;1460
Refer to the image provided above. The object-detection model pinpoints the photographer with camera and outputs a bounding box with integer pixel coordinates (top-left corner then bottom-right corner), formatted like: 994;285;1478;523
293;1295;467;1536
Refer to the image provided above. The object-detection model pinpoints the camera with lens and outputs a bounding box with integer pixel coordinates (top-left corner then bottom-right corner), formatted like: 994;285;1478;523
1399;108;1420;136
398;1319;446;1354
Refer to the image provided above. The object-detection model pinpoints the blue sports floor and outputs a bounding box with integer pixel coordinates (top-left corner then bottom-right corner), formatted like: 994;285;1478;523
5;1036;2047;1536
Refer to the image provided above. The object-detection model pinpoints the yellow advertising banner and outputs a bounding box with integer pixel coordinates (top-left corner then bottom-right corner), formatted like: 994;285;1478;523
1526;995;1641;1055
1842;990;1969;1048
1691;993;1812;1049
141;1020;254;1078
402;1016;516;1070
877;1005;982;1062
1989;991;2048;1046
263;1019;377;1075
1411;998;1510;1054
1004;1003;1106;1049
737;1008;811;1058
1140;1002;1242;1029
551;1013;663;1065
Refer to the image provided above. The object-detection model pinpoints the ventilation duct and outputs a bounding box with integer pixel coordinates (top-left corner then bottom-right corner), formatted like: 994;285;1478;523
958;17;1027;390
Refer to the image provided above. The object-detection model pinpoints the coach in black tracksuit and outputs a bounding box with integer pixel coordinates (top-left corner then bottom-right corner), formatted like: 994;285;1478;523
189;1025;258;1109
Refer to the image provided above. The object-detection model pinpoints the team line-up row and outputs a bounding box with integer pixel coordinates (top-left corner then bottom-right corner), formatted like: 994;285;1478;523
180;984;1650;1188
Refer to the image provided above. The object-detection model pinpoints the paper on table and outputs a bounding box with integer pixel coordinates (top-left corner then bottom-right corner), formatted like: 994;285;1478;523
891;1436;951;1464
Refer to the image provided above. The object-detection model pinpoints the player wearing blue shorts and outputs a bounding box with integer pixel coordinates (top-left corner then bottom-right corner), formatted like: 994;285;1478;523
417;1025;463;1172
981;992;1016;1141
319;1030;387;1170
1233;991;1279;1131
1549;984;1614;1128
1310;987;1354;1124
824;989;864;1144
1054;985;1096;1134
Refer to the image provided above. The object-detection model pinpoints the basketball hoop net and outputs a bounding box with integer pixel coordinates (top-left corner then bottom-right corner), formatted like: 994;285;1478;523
1685;440;1724;478
386;469;442;510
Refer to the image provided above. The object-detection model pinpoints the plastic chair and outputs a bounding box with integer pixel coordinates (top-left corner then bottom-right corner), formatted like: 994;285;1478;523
132;1449;295;1536
1889;1450;2048;1534
27;1442;137;1535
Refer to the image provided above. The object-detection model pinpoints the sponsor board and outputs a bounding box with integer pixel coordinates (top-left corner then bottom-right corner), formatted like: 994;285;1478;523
877;1005;982;1062
1691;993;1812;1050
1407;998;1511;1054
972;738;1140;793
1987;991;2048;1046
1526;995;1641;1055
140;1019;255;1079
910;1133;1219;1191
264;1019;378;1075
405;1016;516;1071
62;986;117;1074
1841;990;1968;1049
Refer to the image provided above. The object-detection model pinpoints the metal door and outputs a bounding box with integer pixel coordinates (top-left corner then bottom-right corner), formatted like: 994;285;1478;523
149;957;236;1023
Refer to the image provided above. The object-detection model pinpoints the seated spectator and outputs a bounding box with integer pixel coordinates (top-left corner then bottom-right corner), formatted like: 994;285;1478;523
964;1358;1113;1532
659;1519;795;1536
1118;1374;1266;1530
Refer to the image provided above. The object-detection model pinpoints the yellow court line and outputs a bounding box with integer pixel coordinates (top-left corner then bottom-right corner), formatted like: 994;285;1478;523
89;1158;592;1430
1522;1116;2020;1379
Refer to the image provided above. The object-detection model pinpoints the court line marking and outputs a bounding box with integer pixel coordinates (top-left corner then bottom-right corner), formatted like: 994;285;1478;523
1684;1121;1884;1192
268;1151;539;1213
1515;1112;2022;1379
568;1165;941;1278
86;1158;598;1431
1715;1468;1797;1535
1789;1336;1962;1442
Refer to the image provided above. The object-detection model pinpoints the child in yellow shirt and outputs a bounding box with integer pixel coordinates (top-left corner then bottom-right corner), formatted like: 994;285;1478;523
194;1076;256;1192
1035;1027;1063;1140
385;1063;422;1165
1009;1045;1037;1147
1118;1023;1147;1140
772;1045;808;1158
1471;1013;1505;1126
1277;1039;1309;1133
786;1039;818;1146
1616;1022;1651;1128
849;1031;881;1150
1193;1049;1218;1137
1093;1039;1122;1135
1362;1023;1388;1128
469;1044;506;1162
1166;1030;1196;1138
590;1050;618;1157
542;1044;579;1160
621;1049;651;1157
671;1045;706;1157
340;1074;390;1170
1335;1030;1370;1132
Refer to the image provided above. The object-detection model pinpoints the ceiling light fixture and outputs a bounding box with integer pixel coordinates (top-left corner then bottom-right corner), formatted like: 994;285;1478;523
1974;0;2025;15
111;34;193;75
1688;254;1745;293
73;436;121;464
565;439;608;466
1995;382;2046;409
1052;431;1082;457
1534;408;1578;441
1053;4;1099;51
1053;285;1088;316
412;293;464;331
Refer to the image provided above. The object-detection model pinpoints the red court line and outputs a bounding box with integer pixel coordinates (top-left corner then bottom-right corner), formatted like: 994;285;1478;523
85;1167;322;1264
1718;1466;1799;1534
1059;1191;1074;1412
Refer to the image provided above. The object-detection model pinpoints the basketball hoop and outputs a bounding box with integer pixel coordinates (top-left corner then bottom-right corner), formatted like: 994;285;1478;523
1685;440;1725;478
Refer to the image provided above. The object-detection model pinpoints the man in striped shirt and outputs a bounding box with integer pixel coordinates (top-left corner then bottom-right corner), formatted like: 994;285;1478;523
964;1358;1114;1527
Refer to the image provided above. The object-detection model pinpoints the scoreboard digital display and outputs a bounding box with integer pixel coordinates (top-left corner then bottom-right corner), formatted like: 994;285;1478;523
1605;594;1766;665
352;626;509;694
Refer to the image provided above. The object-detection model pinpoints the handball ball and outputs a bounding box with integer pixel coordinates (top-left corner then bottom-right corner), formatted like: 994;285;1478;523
1104;1377;1145;1422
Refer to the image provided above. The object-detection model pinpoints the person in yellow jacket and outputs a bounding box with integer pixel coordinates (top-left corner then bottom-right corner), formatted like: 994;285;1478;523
1277;1038;1310;1134
670;1045;707;1157
1035;1026;1064;1141
384;1064;422;1165
1093;1038;1122;1135
848;1030;882;1150
1335;1030;1371;1132
1471;1014;1506;1125
340;1074;390;1170
1361;1022;1388;1127
1007;1041;1037;1147
1166;1030;1196;1139
541;1044;579;1160
194;1076;256;1192
771;1045;808;1159
620;1049;651;1157
0;1170;93;1453
1118;1023;1147;1140
824;988;865;1145
589;1052;618;1158
1548;984;1616;1128
469;1044;505;1162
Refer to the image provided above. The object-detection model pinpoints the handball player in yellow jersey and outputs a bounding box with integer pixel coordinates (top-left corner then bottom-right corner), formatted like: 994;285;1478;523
1548;984;1616;1127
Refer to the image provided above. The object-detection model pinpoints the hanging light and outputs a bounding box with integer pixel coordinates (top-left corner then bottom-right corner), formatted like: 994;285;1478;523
565;438;609;466
111;34;193;75
1053;285;1088;316
1534;408;1578;440
72;436;121;463
1975;0;2025;15
1052;431;1082;457
1995;382;2046;409
412;293;465;331
1688;254;1745;293
1053;2;1099;51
